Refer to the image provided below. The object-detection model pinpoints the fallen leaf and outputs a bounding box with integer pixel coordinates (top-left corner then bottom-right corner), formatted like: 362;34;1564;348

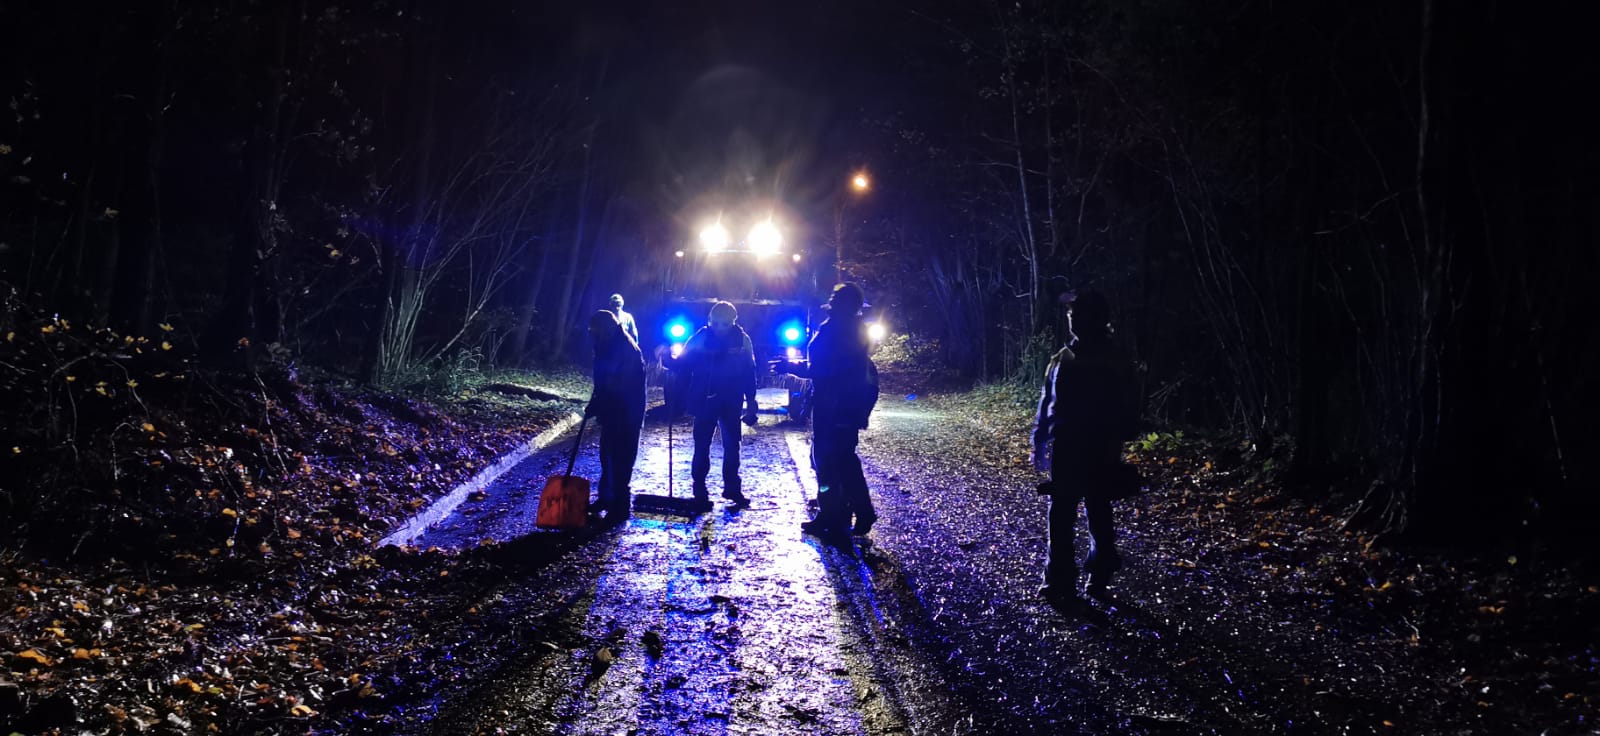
16;648;53;666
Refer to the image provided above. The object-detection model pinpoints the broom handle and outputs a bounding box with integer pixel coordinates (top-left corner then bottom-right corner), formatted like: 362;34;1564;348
565;415;589;478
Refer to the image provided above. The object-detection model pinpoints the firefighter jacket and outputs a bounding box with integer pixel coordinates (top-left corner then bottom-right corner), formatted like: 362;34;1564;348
808;314;878;430
1033;333;1138;469
676;324;757;416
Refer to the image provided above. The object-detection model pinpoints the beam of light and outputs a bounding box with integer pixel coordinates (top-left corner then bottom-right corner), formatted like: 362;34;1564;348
783;327;802;343
867;322;887;342
748;220;782;257
699;221;730;252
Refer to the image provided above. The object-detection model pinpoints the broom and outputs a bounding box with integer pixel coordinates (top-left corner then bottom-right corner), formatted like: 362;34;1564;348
631;402;705;516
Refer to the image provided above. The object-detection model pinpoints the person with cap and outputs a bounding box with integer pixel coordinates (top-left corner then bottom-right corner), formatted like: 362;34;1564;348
586;309;646;523
1031;290;1139;610
800;283;879;540
607;293;640;348
671;300;757;511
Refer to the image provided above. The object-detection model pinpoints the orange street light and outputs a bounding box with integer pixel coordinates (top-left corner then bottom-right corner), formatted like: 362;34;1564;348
851;173;870;192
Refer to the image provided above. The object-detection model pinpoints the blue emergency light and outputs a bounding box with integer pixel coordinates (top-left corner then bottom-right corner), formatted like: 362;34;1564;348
779;320;806;345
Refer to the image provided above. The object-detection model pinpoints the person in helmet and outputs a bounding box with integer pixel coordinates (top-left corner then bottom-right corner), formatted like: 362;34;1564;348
586;309;646;523
607;293;640;347
1031;290;1139;609
800;283;880;540
671;300;757;510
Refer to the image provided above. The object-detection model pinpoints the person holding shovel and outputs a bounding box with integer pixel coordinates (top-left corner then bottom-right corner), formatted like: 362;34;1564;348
670;300;757;511
587;310;646;523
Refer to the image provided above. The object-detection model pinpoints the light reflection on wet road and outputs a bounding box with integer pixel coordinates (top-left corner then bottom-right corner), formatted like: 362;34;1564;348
423;392;910;735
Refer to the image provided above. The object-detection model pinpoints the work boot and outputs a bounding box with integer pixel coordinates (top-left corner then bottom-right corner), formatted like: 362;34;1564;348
801;518;849;543
607;494;631;524
1085;573;1113;600
691;480;712;513
721;478;749;508
851;510;877;536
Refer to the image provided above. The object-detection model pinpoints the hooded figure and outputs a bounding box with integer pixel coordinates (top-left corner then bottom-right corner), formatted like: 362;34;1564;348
587;310;646;522
670;300;757;510
1031;290;1139;607
800;283;880;540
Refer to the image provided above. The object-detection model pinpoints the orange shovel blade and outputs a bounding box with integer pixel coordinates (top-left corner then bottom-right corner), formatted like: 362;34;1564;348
535;474;590;529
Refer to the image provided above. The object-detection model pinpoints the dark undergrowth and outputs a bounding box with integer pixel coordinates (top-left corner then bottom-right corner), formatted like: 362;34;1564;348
910;381;1600;734
0;293;592;733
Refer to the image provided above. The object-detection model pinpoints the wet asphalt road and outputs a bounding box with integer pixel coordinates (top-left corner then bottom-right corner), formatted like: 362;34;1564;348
410;391;1290;736
415;390;918;735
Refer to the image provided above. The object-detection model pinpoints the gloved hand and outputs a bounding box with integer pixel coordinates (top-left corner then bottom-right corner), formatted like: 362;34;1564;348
742;405;759;427
1029;443;1050;473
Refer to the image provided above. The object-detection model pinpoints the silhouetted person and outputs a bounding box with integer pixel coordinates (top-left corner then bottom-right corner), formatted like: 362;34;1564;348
801;283;879;540
1031;291;1138;607
586;310;645;523
606;293;640;348
671;301;757;511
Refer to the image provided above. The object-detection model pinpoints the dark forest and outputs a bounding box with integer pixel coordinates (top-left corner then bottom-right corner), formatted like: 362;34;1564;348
1;1;1596;733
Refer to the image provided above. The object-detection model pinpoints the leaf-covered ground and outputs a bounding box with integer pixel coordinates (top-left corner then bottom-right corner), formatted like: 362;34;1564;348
2;300;1596;735
858;381;1600;734
0;298;591;733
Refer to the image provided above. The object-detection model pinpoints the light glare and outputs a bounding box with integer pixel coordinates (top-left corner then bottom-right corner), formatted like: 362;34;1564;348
867;322;887;341
699;222;731;252
748;221;782;256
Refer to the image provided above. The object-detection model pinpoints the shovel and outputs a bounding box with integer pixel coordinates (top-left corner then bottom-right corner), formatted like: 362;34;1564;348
631;407;705;516
535;416;590;529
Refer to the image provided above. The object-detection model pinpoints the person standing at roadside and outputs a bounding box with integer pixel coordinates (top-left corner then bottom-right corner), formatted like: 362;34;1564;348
1031;290;1139;608
670;301;757;511
607;293;640;348
586;310;646;523
800;283;879;540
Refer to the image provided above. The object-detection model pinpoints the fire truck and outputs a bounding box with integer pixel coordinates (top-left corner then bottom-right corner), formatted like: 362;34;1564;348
653;208;822;420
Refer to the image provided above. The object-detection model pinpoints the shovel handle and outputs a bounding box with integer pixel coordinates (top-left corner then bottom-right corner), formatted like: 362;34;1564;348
565;415;590;477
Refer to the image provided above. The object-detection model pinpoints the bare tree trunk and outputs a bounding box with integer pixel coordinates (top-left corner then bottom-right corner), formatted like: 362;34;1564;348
551;121;596;361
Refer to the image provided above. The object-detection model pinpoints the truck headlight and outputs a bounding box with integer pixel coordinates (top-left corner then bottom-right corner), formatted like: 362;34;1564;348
700;222;731;252
748;221;782;257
